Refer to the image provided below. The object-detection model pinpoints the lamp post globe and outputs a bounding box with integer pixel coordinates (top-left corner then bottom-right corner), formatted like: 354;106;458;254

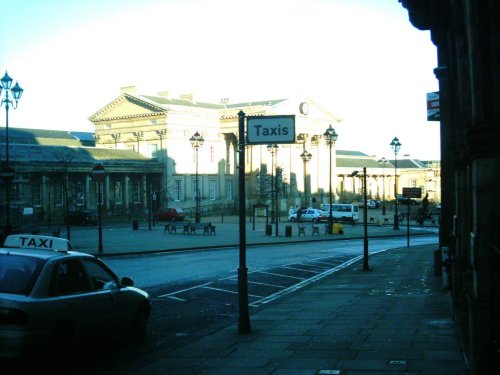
390;137;402;230
323;125;338;234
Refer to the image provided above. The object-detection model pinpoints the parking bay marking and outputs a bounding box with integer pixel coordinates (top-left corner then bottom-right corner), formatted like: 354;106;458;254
280;265;321;274
203;286;263;299
254;271;306;280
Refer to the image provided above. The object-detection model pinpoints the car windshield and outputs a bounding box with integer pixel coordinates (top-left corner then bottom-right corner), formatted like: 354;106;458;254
0;254;46;295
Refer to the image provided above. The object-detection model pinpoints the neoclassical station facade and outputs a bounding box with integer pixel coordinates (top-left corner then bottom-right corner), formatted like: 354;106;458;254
0;87;440;224
89;86;440;215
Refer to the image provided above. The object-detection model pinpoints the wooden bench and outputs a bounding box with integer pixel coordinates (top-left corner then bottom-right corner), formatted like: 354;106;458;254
163;222;183;234
186;223;216;235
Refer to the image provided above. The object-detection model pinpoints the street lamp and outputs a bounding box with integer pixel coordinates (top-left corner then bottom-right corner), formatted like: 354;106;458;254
1;71;24;234
300;150;312;208
156;129;168;207
390;137;402;230
190;131;204;223
381;157;387;215
323;125;338;234
350;168;369;271
267;144;279;234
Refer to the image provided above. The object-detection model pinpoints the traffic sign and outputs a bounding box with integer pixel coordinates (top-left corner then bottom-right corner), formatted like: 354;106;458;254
0;166;15;181
92;163;106;181
402;187;422;198
247;115;295;144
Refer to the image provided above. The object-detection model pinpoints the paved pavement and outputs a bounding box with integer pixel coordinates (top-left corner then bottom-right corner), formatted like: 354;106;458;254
62;217;467;374
64;216;438;256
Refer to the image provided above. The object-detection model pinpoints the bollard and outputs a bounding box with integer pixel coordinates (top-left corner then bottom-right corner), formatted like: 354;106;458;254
132;220;139;230
285;225;292;237
265;224;272;236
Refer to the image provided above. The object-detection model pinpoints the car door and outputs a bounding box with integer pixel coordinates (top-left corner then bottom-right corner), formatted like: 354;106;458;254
47;258;104;338
80;258;136;333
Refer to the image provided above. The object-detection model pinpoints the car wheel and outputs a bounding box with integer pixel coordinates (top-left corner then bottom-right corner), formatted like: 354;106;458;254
127;306;149;343
312;218;318;223
290;217;296;223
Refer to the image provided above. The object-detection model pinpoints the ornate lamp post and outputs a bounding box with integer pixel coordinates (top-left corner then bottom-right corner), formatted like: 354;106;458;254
1;71;24;233
133;131;144;153
323;125;338;234
390;137;402;230
156;129;168;207
300;150;312;208
381;157;387;215
267;144;279;231
351;168;369;271
190;131;204;223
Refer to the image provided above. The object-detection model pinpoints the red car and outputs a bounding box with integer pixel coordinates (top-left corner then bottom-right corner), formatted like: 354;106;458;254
154;208;186;221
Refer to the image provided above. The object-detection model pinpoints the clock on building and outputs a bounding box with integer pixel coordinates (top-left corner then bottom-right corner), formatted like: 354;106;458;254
299;102;309;115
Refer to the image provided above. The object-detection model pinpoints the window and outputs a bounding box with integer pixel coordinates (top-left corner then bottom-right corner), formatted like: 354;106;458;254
32;183;41;207
81;259;118;290
210;145;215;163
174;179;182;201
133;182;141;203
76;182;85;206
409;179;417;188
55;183;64;206
114;181;122;205
209;179;216;200
225;179;233;200
94;182;103;205
51;259;91;295
151;144;158;158
149;119;157;125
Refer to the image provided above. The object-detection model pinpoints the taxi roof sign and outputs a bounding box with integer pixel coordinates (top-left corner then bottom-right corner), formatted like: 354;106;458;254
3;235;73;252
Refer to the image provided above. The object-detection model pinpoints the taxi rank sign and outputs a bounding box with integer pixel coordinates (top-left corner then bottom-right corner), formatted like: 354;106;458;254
246;115;296;144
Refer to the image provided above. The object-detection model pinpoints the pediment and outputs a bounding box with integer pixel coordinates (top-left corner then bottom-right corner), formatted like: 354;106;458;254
89;94;166;122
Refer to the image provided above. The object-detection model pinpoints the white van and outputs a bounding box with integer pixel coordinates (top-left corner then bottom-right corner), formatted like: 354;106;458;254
321;204;360;223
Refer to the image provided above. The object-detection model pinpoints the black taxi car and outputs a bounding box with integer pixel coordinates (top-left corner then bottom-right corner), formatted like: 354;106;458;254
0;234;150;359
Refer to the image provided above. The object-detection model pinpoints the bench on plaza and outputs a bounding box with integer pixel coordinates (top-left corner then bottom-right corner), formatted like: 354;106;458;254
163;222;184;234
185;222;216;235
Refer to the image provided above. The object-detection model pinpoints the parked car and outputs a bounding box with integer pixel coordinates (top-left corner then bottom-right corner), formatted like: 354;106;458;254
367;200;381;209
396;196;420;205
154;207;186;221
320;204;360;223
289;208;326;223
64;210;97;225
0;234;151;361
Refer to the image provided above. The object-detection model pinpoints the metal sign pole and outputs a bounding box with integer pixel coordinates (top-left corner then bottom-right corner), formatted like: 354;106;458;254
237;111;251;334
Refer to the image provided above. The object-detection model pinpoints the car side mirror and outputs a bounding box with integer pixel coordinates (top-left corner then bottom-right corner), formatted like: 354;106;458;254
120;277;135;287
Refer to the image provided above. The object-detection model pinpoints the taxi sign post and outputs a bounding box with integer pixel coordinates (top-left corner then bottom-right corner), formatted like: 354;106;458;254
92;164;105;253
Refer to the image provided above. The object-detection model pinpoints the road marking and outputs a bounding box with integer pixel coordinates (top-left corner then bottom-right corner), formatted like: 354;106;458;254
203;286;263;298
308;259;340;266
255;271;306;280
280;266;321;274
165;295;186;302
250;255;363;307
248;280;287;288
158;282;212;298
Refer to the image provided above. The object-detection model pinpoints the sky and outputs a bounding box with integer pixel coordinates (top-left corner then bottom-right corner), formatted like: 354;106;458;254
0;0;440;160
